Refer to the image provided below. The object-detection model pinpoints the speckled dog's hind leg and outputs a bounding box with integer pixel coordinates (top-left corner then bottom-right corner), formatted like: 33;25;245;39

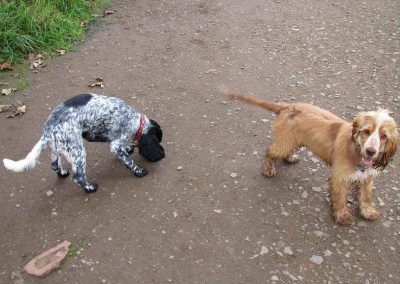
51;150;69;178
63;139;98;193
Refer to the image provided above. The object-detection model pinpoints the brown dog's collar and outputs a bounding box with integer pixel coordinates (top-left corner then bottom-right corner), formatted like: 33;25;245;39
133;114;145;145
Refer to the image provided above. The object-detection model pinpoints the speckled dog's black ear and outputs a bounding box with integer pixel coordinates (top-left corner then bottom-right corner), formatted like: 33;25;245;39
149;119;163;142
138;122;165;162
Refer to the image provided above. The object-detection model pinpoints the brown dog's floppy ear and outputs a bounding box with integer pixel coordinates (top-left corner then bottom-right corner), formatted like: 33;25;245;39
351;114;362;141
374;130;398;170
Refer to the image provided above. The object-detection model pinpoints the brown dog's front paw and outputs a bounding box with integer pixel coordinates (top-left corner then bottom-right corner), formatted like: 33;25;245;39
333;209;353;226
262;164;276;177
360;206;380;221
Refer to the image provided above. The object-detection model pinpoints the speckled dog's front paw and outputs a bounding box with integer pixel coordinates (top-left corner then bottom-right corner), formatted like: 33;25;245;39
57;169;70;178
84;183;98;193
133;167;148;177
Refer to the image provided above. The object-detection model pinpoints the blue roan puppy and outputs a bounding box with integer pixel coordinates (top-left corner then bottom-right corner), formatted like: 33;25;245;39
3;93;165;193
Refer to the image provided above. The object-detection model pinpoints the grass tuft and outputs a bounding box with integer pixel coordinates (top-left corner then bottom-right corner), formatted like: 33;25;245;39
0;0;109;64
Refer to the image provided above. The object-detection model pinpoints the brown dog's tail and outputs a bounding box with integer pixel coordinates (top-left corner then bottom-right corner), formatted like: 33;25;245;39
228;89;287;114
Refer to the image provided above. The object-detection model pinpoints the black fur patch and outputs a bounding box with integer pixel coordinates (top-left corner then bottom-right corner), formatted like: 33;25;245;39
64;94;93;108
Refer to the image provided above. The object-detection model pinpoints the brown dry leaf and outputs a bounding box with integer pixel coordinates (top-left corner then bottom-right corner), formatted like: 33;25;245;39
57;49;66;55
103;9;116;16
1;88;17;96
28;53;46;70
0;100;26;117
80;20;88;28
0;61;13;71
0;104;11;113
88;77;104;88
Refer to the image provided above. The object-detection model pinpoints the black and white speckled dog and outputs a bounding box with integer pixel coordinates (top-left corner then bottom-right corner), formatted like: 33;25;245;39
3;93;165;193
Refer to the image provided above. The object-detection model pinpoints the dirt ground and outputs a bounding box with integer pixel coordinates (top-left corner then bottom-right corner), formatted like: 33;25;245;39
1;0;399;283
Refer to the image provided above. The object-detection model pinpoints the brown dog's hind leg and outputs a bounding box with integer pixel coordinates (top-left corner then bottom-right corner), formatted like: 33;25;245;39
263;138;298;177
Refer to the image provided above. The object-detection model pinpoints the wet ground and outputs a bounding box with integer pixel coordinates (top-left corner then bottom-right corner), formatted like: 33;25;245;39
1;0;399;283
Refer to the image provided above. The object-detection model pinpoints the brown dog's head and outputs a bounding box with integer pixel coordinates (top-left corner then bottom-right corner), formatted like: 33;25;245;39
352;109;398;170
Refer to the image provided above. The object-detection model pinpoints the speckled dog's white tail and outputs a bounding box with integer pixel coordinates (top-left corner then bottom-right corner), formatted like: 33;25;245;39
3;136;48;172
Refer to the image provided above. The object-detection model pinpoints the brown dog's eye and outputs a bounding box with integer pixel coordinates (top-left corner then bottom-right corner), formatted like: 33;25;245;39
363;129;370;135
381;133;387;140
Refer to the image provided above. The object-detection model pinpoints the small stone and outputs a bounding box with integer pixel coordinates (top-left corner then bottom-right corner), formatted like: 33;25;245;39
271;275;279;281
356;105;364;110
177;166;183;171
230;172;237;178
46;190;54;197
284;246;293;255
311;157;320;164
309;255;323;265
51;211;58;216
312;186;322;192
323;250;332;257
259;246;269;255
301;191;308;199
314;230;324;237
213;209;222;213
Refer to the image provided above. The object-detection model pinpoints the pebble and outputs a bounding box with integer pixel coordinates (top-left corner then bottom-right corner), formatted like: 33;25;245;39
312;186;322;192
260;246;269;255
314;230;324;237
309;255;324;265
383;221;391;228
284;246;293;255
301;191;308;198
323;250;332;257
271;275;279;281
177;166;182;171
230;172;237;178
46;190;54;197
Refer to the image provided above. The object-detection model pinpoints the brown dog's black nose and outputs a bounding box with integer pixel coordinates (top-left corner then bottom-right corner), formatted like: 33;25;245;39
366;148;376;157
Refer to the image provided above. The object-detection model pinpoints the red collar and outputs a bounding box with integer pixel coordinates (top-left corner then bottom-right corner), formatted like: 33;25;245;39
133;114;145;145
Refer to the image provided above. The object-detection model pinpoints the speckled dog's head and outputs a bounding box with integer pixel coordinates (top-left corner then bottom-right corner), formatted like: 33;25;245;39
138;119;165;162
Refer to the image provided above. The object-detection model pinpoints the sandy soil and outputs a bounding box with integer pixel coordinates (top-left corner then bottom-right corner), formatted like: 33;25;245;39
1;0;399;283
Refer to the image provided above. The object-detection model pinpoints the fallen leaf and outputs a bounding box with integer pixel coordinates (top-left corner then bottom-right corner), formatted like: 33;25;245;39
1;88;17;96
103;9;116;16
88;77;104;88
0;100;26;117
0;104;11;113
56;49;66;55
80;20;88;28
28;53;46;70
0;61;13;71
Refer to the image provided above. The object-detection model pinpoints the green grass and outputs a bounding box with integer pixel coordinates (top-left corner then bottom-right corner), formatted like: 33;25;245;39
0;0;109;64
16;79;28;90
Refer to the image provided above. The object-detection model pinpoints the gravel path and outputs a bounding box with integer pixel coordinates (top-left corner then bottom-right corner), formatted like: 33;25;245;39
1;0;399;283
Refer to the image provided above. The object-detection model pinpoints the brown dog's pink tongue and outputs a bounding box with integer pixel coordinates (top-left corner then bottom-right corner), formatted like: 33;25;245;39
362;156;373;166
